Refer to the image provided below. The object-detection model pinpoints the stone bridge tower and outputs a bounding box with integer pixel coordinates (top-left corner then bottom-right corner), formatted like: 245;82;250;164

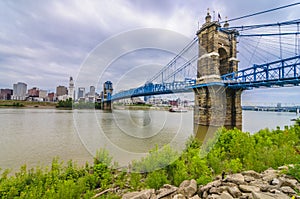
194;11;242;140
102;81;113;110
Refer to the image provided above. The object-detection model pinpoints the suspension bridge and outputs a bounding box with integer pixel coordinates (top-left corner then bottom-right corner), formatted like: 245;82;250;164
101;3;300;131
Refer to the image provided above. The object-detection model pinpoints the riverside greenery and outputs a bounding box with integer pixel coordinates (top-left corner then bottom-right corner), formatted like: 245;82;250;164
1;120;300;198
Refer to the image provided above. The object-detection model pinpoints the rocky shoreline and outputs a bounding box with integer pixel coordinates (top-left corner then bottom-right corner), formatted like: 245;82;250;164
121;166;300;199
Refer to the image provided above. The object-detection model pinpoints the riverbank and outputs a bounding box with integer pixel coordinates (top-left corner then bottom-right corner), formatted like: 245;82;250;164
113;104;193;111
0;100;57;109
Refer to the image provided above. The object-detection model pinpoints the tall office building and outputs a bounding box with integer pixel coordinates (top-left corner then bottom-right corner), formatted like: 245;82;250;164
68;76;75;100
56;85;68;96
89;86;95;96
12;82;27;100
77;87;85;99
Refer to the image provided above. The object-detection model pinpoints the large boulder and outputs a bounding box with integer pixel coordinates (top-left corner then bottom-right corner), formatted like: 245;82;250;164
178;179;197;197
252;191;290;199
156;184;178;199
238;185;260;193
122;189;155;199
224;173;245;185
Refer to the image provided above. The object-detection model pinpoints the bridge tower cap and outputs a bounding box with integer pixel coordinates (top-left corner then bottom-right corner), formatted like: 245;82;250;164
205;8;211;23
224;16;229;28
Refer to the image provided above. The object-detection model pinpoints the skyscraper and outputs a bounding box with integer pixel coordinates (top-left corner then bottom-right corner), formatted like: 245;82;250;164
77;87;85;99
12;82;27;100
56;85;68;96
89;86;95;96
68;76;75;100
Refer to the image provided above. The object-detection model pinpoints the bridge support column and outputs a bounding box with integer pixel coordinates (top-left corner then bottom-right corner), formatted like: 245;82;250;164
194;86;242;141
101;81;113;110
102;101;112;110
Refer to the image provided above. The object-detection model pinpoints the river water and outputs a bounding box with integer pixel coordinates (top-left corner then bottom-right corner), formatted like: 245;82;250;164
0;108;297;171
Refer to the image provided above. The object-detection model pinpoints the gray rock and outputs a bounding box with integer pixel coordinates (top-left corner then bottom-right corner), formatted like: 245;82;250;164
242;170;261;179
199;180;222;193
280;178;298;189
220;182;236;187
172;194;185;199
178;179;197;197
269;189;281;194
280;186;296;195
252;191;290;199
271;178;280;186
224;173;245;185
122;189;155;199
226;186;242;198
244;175;255;183
261;168;278;183
122;191;141;199
150;194;157;199
217;186;228;193
207;194;221;199
240;193;252;199
189;195;201;199
202;191;208;198
156;184;178;199
220;191;234;199
255;183;276;192
209;187;219;194
278;166;289;170
239;185;260;193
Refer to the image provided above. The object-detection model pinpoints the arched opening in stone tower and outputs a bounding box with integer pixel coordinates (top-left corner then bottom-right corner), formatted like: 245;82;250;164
218;48;228;76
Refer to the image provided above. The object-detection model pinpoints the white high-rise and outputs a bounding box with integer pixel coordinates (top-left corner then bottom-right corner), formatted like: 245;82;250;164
12;82;27;100
68;76;75;100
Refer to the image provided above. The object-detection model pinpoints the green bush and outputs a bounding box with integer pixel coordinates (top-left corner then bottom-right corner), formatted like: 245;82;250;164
145;170;169;190
287;164;300;181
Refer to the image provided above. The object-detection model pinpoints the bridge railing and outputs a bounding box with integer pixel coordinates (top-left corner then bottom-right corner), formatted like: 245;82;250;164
222;55;300;88
110;78;196;101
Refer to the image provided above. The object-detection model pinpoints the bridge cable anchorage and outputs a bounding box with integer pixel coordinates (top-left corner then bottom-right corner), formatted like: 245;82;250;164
220;2;300;23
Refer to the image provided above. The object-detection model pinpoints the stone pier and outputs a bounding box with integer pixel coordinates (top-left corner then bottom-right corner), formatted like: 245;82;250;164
101;81;113;110
194;11;242;140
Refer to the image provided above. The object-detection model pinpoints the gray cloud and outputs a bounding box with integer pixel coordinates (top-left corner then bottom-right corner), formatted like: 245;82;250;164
0;0;299;104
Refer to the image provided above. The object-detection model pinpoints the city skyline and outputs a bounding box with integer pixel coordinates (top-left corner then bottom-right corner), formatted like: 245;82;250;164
1;1;300;105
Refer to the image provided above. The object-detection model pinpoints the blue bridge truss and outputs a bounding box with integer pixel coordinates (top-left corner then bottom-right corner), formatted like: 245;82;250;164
222;56;300;89
110;55;300;101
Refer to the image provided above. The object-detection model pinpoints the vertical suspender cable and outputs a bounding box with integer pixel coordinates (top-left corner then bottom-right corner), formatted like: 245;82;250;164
279;24;282;59
296;23;300;55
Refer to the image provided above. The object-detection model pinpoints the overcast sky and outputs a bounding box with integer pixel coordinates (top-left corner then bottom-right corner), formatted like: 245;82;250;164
0;0;300;105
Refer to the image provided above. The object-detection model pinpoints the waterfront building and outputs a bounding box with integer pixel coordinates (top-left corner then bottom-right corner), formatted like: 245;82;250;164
39;90;47;100
0;89;13;100
28;87;39;97
57;94;69;101
12;82;27;100
47;92;55;102
56;85;68;97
